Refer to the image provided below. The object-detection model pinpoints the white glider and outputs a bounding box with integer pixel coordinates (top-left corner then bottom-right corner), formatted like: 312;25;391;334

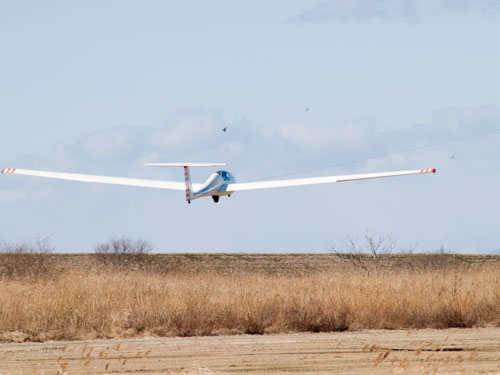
1;165;436;203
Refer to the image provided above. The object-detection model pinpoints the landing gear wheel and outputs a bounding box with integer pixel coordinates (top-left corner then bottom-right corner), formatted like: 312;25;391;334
212;196;220;203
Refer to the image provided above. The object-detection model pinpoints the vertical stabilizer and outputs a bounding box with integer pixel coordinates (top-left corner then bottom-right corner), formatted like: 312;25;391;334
184;166;193;203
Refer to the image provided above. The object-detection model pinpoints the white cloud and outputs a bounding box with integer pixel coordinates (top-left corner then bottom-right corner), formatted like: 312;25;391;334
438;0;500;13
150;108;222;151
81;129;129;160
296;0;418;22
274;119;375;151
0;188;26;206
295;0;500;23
3;106;499;182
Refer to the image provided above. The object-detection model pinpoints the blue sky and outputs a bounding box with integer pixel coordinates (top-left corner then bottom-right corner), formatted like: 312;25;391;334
1;1;500;253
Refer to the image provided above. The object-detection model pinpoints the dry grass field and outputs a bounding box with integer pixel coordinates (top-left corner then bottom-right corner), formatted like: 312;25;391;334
0;253;499;341
1;253;500;374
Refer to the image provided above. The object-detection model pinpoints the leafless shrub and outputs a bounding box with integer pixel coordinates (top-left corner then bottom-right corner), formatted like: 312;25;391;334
328;233;472;273
95;242;111;254
0;236;54;254
94;236;153;270
326;235;369;273
0;236;55;279
400;240;420;254
326;232;396;274
95;236;152;255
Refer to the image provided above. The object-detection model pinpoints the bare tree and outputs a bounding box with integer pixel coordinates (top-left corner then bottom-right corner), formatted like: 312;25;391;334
327;232;396;274
31;236;56;254
0;236;55;279
0;235;55;254
95;236;153;255
94;236;153;269
95;242;111;254
326;234;369;273
400;240;420;254
365;233;394;272
133;238;154;254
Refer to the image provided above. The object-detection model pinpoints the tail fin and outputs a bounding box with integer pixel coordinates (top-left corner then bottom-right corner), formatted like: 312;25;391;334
184;166;193;203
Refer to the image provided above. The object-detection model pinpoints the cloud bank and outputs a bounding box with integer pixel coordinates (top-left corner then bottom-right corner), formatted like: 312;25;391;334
1;106;499;253
3;106;499;190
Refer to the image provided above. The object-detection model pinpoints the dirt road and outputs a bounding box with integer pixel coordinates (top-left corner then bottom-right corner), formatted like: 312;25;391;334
1;329;500;374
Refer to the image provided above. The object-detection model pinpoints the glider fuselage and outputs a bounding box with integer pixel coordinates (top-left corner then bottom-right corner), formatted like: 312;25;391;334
190;170;236;202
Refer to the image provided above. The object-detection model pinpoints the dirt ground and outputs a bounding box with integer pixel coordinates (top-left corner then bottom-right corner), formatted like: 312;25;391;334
1;329;500;375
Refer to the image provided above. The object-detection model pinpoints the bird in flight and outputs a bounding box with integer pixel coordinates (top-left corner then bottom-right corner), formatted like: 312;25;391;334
2;164;436;204
222;127;228;132
305;107;310;112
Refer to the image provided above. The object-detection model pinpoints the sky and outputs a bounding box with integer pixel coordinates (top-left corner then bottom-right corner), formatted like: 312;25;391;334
1;0;500;253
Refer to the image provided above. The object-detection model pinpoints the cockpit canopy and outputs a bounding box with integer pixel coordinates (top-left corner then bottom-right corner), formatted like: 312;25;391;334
216;170;236;183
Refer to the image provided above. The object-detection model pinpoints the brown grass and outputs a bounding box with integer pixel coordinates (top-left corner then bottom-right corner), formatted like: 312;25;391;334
0;254;499;341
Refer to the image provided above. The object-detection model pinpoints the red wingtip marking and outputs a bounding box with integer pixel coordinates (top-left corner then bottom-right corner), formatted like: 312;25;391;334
432;168;436;173
1;168;5;173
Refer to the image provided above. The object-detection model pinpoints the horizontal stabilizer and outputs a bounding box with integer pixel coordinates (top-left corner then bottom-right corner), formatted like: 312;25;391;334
145;163;226;167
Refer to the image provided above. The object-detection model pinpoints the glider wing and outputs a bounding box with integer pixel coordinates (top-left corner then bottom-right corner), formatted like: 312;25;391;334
226;168;436;191
0;168;201;190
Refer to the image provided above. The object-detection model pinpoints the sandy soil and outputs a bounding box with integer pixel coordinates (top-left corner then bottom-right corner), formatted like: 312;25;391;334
1;329;500;375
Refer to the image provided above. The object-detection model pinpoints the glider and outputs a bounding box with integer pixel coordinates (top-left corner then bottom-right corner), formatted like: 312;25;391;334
1;165;436;203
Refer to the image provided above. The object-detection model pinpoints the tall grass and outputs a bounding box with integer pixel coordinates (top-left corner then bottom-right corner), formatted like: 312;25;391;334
0;264;499;341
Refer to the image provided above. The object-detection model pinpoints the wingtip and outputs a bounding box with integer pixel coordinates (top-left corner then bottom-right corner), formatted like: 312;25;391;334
1;168;16;174
420;168;436;174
